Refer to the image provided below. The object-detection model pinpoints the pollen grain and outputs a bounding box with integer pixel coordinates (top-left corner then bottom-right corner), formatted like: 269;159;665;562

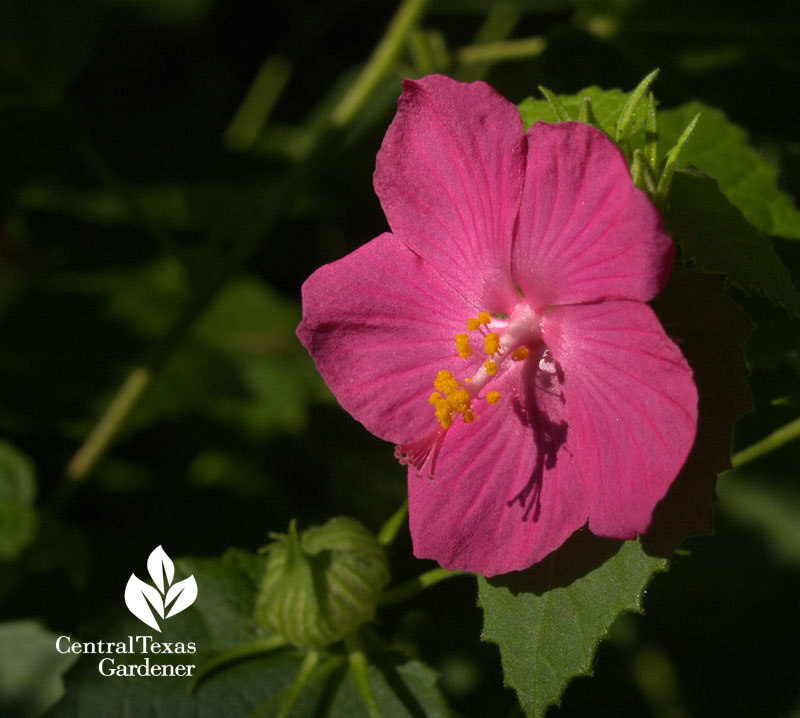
455;333;472;358
484;333;500;355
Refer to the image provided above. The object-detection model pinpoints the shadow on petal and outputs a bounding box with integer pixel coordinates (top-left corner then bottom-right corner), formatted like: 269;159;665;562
507;352;569;523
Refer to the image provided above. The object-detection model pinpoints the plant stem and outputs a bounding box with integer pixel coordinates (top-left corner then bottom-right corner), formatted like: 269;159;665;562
454;0;523;81
377;499;408;546
224;54;292;151
66;367;151;480
380;567;469;605
731;416;800;469
456;36;547;66
277;650;320;718
330;0;430;128
344;633;381;718
65;0;431;481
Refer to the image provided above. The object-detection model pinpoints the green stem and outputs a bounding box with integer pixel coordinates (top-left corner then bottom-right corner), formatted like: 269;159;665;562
454;0;523;81
189;635;287;693
64;0;430;482
345;633;381;718
456;36;547;66
224;54;292;151
731;416;800;469
377;499;408;546
380;567;469;605
330;0;430;128
66;367;151;480
408;28;446;76
277;650;320;718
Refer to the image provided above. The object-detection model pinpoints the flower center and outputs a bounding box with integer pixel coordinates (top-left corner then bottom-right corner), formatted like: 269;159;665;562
395;302;543;477
428;302;542;429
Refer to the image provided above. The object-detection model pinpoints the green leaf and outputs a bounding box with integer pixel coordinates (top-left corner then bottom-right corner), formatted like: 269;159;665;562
188;275;329;436
518;86;644;135
122;273;328;439
0;442;38;560
665;168;800;316
478;535;666;718
536;86;571;122
47;549;450;717
658;101;800;240
0;620;78;716
614;68;659;143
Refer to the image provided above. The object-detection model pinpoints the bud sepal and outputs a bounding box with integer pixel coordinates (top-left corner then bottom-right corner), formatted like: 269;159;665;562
254;517;391;649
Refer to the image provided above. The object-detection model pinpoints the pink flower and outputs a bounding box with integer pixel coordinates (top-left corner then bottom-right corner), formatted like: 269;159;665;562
297;75;697;577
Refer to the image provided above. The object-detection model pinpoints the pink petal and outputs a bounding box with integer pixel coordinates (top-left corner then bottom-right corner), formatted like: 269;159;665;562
408;355;590;577
374;74;526;313
541;301;698;538
512;122;674;311
297;233;484;446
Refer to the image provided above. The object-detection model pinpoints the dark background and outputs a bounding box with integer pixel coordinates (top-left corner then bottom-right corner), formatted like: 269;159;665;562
1;0;799;715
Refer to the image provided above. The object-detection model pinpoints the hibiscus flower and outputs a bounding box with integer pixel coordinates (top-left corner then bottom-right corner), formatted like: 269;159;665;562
297;75;697;577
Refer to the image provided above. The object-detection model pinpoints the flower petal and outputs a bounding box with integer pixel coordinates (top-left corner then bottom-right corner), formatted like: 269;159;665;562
297;233;483;445
512;122;673;310
541;301;698;538
374;74;526;312
408;356;590;576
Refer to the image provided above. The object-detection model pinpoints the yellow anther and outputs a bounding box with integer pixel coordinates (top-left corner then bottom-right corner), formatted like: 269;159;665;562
478;312;491;325
512;346;530;361
486;391;501;405
455;333;472;358
467;317;480;331
430;369;476;429
434;370;459;395
447;388;471;413
484;333;500;355
484;359;497;376
437;409;453;429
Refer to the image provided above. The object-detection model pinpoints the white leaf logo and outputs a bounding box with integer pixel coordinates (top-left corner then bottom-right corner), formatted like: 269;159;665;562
124;546;197;632
147;545;174;592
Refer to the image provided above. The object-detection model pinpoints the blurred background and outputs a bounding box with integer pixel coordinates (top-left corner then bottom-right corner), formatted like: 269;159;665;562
0;0;799;715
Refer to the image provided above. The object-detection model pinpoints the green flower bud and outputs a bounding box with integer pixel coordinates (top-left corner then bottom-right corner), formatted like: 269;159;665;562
254;517;390;649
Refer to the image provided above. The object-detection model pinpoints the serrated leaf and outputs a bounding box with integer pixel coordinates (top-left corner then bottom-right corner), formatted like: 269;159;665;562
658;101;800;240
665;168;800;316
48;549;451;718
0;442;38;560
478;535;666;717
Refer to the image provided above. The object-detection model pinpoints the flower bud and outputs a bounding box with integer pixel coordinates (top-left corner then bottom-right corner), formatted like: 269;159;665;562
254;517;390;649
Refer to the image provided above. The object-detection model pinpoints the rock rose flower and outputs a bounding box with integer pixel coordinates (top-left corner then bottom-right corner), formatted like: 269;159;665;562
297;75;697;577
